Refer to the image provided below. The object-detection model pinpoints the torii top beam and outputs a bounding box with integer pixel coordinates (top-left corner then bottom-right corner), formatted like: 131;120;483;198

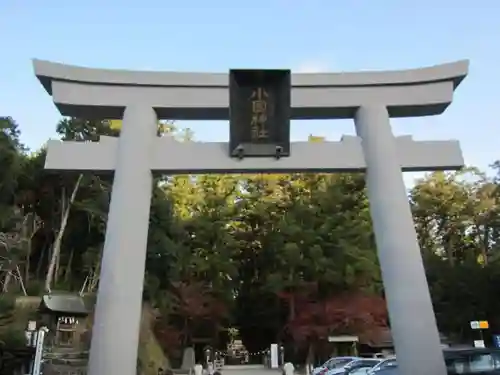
33;59;469;120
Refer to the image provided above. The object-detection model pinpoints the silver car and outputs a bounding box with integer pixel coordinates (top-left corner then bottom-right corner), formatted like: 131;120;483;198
367;357;397;375
344;359;383;375
313;357;360;375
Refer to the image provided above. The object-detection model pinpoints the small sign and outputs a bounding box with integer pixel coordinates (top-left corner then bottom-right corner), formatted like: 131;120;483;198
328;335;359;343
229;69;291;158
470;320;489;329
479;320;489;329
474;340;486;348
493;335;500;348
27;320;37;331
308;135;325;143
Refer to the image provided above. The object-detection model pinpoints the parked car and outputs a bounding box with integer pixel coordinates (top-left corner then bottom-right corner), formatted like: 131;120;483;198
445;347;500;374
325;358;368;375
313;357;360;375
344;359;383;375
368;358;396;374
368;358;397;375
368;347;500;375
347;368;380;375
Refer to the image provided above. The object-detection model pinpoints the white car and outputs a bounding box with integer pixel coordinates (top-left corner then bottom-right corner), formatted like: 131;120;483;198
313;357;360;375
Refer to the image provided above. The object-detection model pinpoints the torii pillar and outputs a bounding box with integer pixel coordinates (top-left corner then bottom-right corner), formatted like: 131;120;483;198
34;58;468;375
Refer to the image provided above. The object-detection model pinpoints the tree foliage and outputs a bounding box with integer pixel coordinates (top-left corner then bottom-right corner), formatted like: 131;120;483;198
1;115;500;362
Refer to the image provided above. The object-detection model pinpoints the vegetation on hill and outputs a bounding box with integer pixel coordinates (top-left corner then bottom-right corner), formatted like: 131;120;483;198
1;115;500;363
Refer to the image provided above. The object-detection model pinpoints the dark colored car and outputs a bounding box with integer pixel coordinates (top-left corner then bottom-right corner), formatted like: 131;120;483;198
445;347;500;374
370;347;500;375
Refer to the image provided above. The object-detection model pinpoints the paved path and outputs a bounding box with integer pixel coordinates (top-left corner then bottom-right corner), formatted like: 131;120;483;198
221;364;282;375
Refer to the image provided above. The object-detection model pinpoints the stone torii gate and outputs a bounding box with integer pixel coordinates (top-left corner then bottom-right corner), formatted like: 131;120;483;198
34;59;468;375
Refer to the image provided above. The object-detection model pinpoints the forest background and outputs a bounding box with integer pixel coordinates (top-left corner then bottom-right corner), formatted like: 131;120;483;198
1;115;499;365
